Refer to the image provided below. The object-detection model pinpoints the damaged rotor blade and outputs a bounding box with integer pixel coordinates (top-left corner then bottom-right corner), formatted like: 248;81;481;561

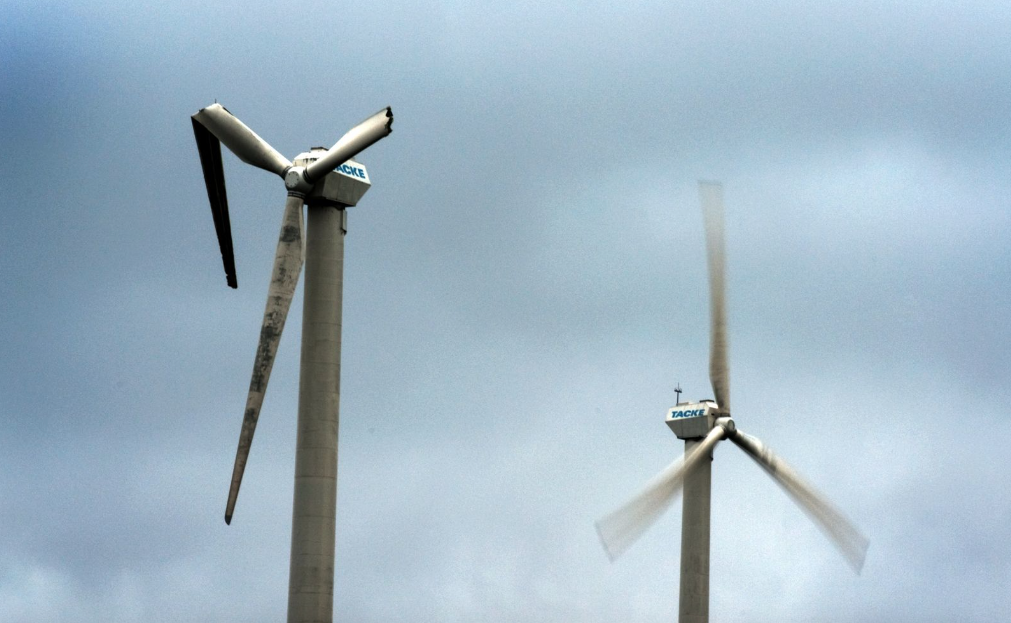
192;117;237;288
596;425;725;561
225;195;305;524
192;103;292;178
303;107;393;184
699;181;730;413
730;429;869;572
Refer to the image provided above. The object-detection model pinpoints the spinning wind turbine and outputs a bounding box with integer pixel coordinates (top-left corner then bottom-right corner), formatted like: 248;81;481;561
596;181;868;623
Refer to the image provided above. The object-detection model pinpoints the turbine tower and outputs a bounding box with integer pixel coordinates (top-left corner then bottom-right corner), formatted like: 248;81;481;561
596;181;868;622
192;102;393;623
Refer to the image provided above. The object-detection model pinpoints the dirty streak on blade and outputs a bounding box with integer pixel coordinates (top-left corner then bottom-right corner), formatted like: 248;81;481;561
192;118;237;288
699;181;729;413
730;429;869;572
595;425;725;561
225;195;305;524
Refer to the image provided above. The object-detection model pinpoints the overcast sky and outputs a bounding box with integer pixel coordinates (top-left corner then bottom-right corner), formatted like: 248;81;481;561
2;1;1010;621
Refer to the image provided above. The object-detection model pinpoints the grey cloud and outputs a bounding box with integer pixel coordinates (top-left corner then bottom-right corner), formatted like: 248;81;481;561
2;0;1010;621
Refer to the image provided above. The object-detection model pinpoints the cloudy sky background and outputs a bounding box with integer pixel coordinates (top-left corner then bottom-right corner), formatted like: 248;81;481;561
2;1;1010;621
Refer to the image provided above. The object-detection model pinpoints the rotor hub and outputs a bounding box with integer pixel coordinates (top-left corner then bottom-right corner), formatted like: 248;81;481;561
287;149;373;207
284;166;310;194
715;416;736;437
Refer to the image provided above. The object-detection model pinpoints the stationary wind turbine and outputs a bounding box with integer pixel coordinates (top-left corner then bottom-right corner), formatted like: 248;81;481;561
596;182;868;622
192;102;393;623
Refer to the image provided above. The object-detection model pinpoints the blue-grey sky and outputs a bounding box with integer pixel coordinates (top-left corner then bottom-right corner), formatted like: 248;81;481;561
2;1;1010;621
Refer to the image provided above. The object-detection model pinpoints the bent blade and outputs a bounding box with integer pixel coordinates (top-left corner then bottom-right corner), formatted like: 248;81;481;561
225;195;305;524
730;429;869;572
699;181;729;413
192;118;237;288
192;103;291;178
304;107;393;183
596;426;724;561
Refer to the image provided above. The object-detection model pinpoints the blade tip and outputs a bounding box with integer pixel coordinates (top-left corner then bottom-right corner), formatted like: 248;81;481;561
594;522;620;563
224;513;232;525
851;541;869;574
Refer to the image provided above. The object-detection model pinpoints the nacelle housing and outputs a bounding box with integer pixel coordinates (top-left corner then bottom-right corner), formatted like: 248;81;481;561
665;400;718;439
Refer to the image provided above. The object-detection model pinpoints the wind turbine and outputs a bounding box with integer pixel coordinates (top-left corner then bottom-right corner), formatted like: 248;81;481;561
192;102;393;623
595;181;868;622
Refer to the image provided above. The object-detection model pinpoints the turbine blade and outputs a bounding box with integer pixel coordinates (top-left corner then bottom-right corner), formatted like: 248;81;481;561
730;429;869;572
192;117;237;288
192;103;291;178
303;107;393;184
700;181;729;412
225;195;305;524
596;425;725;561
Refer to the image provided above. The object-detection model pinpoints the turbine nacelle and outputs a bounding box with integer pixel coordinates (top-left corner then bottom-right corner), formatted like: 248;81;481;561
288;148;373;207
665;399;719;439
666;400;736;440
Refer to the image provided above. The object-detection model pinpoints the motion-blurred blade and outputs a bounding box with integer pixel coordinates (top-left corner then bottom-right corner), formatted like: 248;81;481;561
303;107;393;184
225;195;305;524
730;429;869;572
192;118;237;288
596;425;725;561
192;104;291;178
699;181;730;413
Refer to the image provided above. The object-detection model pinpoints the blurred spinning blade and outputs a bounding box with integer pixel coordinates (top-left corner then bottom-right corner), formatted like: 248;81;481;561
700;181;729;413
730;429;869;572
596;425;725;560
